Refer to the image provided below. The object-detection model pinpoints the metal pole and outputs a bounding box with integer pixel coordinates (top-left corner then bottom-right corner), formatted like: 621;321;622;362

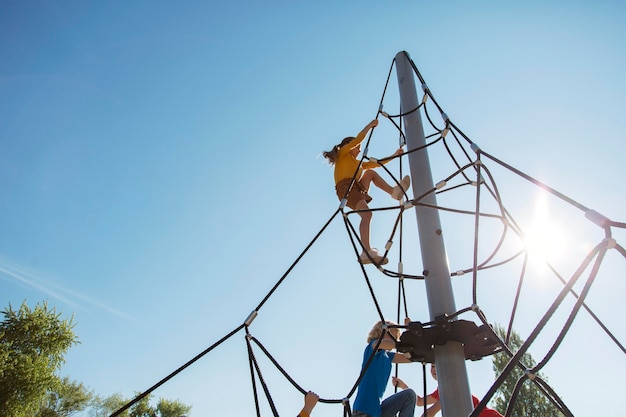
395;51;473;417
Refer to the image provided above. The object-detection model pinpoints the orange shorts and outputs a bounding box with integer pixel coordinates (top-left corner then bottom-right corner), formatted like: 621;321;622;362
335;178;372;210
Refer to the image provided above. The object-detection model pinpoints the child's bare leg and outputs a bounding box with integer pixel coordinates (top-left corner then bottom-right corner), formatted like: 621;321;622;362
360;170;394;195
354;199;388;265
355;200;373;253
361;170;410;201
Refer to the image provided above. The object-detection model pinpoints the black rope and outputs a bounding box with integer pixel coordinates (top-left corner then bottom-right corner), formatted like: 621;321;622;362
342;213;387;320
422;99;446;132
480;150;590;214
343;400;353;417
543;261;626;354
384;103;423;119
506;252;528;343
533;244;608;372
421;362;428;417
471;153;483;303
246;329;263;417
449;129;478;177
255;208;342;312
246;331;280;417
108;323;245;417
247;335;343;404
503;374;527;417
534;376;574;416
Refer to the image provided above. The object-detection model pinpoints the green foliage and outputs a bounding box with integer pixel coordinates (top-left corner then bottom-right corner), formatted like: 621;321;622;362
0;300;190;417
491;324;564;417
0;301;78;417
90;393;191;417
154;398;191;417
90;393;128;417
36;377;94;417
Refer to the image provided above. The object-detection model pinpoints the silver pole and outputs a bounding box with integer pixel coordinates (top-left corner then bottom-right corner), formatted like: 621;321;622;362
395;51;473;417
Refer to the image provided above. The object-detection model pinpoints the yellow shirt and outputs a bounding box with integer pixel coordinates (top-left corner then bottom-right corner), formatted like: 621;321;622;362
333;130;387;184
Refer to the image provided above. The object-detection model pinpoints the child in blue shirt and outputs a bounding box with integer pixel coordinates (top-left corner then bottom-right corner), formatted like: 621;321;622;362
353;321;416;417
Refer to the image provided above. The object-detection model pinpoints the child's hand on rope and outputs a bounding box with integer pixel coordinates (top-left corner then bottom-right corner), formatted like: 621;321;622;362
303;391;319;413
392;376;409;390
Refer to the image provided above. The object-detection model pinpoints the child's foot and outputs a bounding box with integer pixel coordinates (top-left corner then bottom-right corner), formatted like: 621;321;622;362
359;249;389;265
391;175;411;200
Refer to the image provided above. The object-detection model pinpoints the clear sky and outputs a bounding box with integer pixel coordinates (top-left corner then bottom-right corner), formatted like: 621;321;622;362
1;1;625;416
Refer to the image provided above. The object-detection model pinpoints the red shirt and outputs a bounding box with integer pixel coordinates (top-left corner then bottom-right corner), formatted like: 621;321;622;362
431;389;503;417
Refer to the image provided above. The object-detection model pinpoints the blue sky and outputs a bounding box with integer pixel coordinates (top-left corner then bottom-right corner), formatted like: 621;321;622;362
1;1;625;416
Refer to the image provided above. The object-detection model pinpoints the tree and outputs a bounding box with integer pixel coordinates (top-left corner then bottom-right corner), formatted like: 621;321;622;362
0;300;190;417
0;301;79;417
90;393;191;417
36;376;94;417
153;398;191;417
491;324;564;416
89;393;127;417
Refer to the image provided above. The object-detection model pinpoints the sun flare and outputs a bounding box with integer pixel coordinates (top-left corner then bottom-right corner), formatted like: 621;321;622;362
522;193;567;270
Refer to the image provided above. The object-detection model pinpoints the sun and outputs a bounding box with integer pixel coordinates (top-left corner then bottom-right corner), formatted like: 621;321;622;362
522;192;567;271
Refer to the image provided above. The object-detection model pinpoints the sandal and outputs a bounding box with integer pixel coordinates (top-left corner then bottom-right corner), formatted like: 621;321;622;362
359;249;389;265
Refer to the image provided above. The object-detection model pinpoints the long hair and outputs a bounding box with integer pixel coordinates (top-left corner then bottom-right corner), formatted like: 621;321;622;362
322;137;354;165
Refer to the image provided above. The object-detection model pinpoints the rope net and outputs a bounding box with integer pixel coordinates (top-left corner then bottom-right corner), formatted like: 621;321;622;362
110;53;625;417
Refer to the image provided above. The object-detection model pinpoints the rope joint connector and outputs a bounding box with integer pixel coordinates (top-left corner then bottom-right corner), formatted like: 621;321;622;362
585;209;610;228
421;83;430;104
524;369;536;380
244;310;258;327
604;237;617;249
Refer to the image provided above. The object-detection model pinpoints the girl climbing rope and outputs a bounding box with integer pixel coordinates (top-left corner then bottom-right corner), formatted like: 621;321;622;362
323;118;410;265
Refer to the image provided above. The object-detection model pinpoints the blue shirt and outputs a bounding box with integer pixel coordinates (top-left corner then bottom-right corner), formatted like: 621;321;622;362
353;341;395;417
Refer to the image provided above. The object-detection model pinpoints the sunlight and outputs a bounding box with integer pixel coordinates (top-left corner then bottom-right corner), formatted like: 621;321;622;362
522;193;567;273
